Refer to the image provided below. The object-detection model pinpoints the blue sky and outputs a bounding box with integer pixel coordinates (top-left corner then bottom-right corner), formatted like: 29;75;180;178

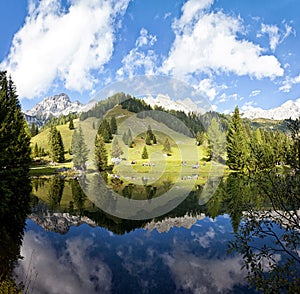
0;0;299;113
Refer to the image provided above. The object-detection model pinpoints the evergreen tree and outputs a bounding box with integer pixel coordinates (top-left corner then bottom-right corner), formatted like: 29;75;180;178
71;125;89;170
147;125;154;140
145;132;152;145
0;72;31;170
69;118;75;130
163;138;171;154
49;126;65;163
152;134;157;144
111;138;123;158
142;146;149;159
110;116;117;134
97;119;112;143
95;133;108;171
196;131;205;146
207;118;225;162
286;118;300;171
30;123;39;136
226;106;249;171
33;143;39;158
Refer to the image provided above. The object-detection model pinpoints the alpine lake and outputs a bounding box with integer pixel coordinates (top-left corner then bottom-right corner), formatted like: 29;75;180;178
1;166;299;294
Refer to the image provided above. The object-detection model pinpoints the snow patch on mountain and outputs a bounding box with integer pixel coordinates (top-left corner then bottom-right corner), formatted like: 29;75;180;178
26;93;83;120
242;98;300;120
143;94;204;114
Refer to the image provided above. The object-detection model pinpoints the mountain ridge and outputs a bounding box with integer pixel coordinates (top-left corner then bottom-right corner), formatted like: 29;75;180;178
241;98;300;120
26;93;84;122
25;92;300;125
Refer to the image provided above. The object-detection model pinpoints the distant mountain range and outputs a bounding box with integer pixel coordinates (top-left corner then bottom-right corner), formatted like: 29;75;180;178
143;94;204;114
241;98;300;120
24;92;300;126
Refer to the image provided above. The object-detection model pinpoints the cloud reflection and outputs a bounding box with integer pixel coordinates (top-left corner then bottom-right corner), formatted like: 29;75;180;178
162;250;246;293
15;231;112;294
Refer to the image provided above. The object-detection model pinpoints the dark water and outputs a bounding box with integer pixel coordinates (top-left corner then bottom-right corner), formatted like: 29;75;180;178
1;173;299;293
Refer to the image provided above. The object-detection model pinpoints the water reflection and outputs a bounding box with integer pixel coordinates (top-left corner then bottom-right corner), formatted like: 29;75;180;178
0;169;31;291
9;173;300;293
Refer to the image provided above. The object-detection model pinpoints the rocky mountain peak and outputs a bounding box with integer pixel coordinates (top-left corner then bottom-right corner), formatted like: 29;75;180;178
26;93;84;121
241;98;300;120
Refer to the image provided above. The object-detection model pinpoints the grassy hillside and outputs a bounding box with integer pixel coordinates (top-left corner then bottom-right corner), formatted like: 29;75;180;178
31;120;78;161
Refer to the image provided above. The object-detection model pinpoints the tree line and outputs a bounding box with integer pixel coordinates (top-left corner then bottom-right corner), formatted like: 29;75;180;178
226;106;295;172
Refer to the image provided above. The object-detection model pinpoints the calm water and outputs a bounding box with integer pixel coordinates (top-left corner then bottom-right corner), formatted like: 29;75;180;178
1;173;299;293
17;176;253;294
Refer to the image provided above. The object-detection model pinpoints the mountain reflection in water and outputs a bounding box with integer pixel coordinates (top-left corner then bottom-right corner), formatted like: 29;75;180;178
0;173;299;293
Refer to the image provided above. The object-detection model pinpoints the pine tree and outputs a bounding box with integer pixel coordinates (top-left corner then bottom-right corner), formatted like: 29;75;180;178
142;146;148;159
71;125;89;169
153;134;157;144
196;131;205;146
69;118;75;130
226;106;249;171
0;72;31;170
147;125;154;140
49;126;65;163
163;138;171;154
97;119;112;143
33;143;39;158
110;116;117;134
95;133;108;171
30;123;39;136
145;132;152;145
207;118;225;162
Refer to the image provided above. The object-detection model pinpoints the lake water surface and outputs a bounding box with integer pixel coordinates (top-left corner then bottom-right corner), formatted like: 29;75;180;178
2;173;299;293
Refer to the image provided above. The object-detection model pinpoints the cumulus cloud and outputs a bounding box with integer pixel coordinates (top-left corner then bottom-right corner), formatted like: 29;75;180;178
116;28;158;79
15;231;112;294
161;0;284;80
1;0;129;99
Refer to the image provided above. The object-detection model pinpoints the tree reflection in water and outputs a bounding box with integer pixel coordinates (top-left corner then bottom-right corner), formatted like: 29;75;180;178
0;170;31;292
28;172;300;292
226;172;300;293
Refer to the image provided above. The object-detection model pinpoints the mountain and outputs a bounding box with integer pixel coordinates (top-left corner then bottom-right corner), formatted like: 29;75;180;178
143;94;204;114
26;93;84;121
242;98;300;120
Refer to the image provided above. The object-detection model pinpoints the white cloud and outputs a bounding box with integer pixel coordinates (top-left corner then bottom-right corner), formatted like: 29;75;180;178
258;22;294;52
161;0;284;80
217;92;241;103
16;231;112;294
260;24;280;51
135;28;157;48
279;73;300;92
1;0;129;99
117;29;158;79
249;89;261;97
197;78;217;101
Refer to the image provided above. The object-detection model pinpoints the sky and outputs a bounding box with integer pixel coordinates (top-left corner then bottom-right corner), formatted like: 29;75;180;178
0;0;299;113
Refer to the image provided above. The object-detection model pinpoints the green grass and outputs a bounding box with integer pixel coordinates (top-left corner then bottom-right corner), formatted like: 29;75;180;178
30;107;225;200
31;120;79;161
